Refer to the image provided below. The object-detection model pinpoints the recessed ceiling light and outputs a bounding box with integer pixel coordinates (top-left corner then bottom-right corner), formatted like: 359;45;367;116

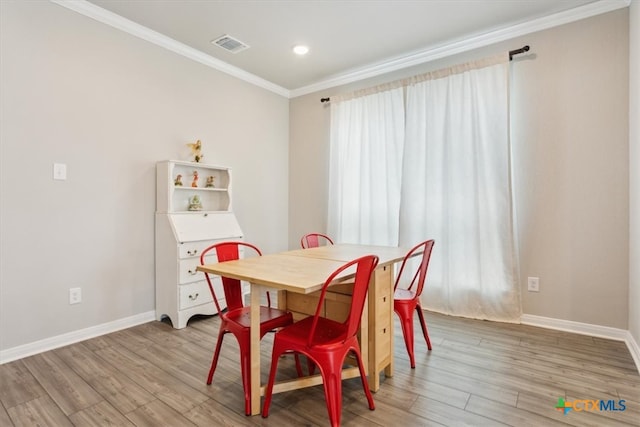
293;45;309;55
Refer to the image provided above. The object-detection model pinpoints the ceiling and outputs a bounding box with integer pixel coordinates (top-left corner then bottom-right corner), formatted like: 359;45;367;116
80;0;620;96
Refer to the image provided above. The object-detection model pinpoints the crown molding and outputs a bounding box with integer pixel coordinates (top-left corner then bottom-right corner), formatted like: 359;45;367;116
290;0;631;98
51;0;630;100
50;0;291;98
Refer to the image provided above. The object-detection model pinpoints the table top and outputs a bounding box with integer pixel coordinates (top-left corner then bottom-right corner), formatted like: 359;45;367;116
197;244;408;294
197;253;350;294
286;244;408;266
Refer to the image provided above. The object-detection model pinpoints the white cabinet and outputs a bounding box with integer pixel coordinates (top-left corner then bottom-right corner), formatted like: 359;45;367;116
155;160;243;329
156;160;232;213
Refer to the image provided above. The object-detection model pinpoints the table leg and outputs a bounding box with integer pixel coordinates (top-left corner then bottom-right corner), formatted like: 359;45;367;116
368;273;380;391
360;293;369;375
386;265;395;379
368;264;394;391
250;283;261;415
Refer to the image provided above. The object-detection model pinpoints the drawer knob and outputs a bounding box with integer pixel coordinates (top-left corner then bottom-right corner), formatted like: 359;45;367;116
188;269;198;275
383;296;386;302
187;249;199;256
188;293;199;301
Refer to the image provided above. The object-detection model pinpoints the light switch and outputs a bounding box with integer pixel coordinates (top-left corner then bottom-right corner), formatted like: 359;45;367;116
53;163;67;180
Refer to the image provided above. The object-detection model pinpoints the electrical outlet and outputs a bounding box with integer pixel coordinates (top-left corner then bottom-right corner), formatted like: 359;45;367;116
527;277;540;292
53;163;67;180
69;287;82;304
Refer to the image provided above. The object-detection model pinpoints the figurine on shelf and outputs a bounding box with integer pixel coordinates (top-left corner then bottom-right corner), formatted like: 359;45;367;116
174;174;183;186
191;170;199;187
187;139;204;163
205;176;215;188
188;195;203;211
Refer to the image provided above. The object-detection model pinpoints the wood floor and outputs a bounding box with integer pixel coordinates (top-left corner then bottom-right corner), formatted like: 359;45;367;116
1;311;639;426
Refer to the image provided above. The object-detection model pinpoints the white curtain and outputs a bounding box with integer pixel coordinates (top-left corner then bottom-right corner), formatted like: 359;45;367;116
327;56;520;322
400;58;520;322
327;88;405;246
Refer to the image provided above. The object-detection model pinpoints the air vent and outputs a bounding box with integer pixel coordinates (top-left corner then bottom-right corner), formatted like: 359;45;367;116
211;34;249;53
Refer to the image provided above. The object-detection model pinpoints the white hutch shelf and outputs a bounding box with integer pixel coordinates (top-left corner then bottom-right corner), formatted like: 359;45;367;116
155;160;243;329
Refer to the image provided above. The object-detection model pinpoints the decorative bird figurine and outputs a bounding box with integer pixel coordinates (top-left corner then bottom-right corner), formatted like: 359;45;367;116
187;139;203;163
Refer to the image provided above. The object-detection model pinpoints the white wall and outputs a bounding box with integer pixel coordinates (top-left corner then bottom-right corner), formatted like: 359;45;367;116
289;9;630;329
0;1;289;353
1;0;635;360
510;9;629;329
629;0;640;347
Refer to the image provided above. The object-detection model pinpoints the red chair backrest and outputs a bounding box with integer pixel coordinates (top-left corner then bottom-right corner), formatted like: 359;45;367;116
394;240;435;299
200;241;262;312
301;233;334;249
306;255;379;347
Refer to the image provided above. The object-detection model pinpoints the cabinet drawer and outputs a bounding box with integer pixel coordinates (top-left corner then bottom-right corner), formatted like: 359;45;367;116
178;240;245;259
286;287;353;322
179;280;215;310
180;255;239;283
374;265;392;294
325;298;350;322
286;292;321;317
374;321;392;362
179;258;204;284
178;240;246;260
178;241;217;259
375;285;392;315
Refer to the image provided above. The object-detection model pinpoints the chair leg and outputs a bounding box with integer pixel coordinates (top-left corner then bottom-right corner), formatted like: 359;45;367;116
207;331;226;385
397;308;416;368
261;342;286;418
237;336;252;416
318;354;343;427
353;347;375;410
416;305;432;351
294;353;304;377
307;357;317;376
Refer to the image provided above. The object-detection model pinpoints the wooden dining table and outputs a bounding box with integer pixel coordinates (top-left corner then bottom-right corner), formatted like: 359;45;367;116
197;243;409;415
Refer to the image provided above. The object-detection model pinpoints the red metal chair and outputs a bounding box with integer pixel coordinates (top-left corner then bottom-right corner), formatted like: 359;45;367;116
300;232;334;248
200;241;295;415
393;239;435;368
262;254;379;427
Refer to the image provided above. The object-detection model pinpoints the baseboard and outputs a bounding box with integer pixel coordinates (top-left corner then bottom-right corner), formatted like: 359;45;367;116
0;311;156;365
521;314;640;374
3;311;638;375
624;330;640;375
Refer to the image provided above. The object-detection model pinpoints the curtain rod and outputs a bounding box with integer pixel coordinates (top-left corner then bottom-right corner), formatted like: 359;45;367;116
320;45;530;103
509;45;530;60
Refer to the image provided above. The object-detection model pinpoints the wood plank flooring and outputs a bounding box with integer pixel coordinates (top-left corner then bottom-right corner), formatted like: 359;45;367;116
1;311;638;426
